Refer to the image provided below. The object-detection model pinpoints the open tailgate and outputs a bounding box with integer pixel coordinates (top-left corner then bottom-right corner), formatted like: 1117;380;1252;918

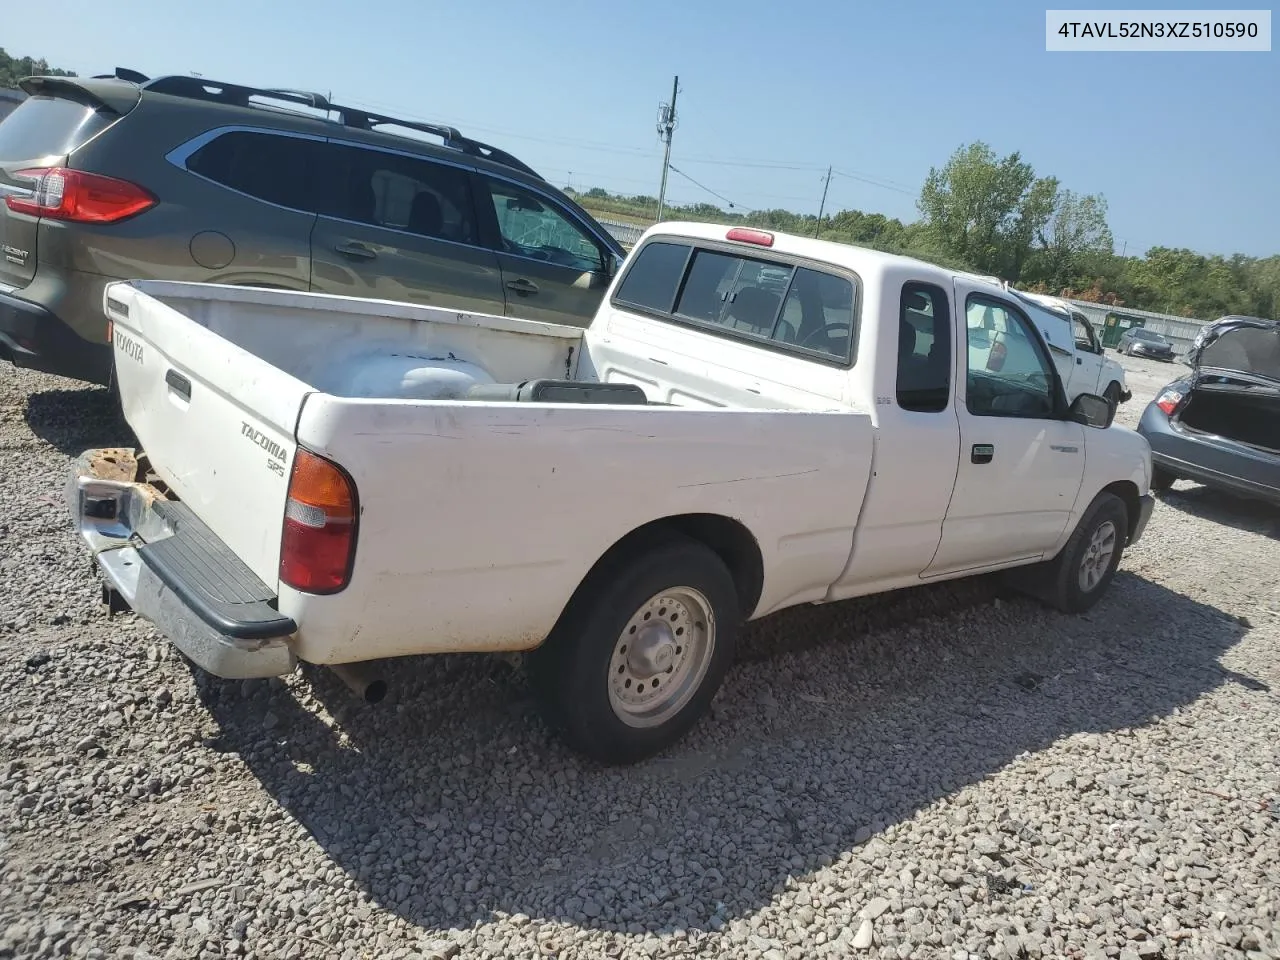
104;281;311;587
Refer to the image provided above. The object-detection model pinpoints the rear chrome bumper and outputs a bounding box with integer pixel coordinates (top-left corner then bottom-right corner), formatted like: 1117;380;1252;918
66;447;298;679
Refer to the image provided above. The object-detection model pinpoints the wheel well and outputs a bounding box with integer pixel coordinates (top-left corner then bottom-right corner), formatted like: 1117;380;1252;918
1102;480;1141;542
584;514;765;619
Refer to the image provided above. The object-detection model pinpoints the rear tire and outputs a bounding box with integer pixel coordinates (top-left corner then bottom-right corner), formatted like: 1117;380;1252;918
1005;492;1129;614
1150;465;1176;493
527;535;740;765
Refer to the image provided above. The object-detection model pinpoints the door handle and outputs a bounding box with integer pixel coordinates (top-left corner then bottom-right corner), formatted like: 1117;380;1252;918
334;241;376;260
971;443;994;465
506;278;539;295
165;368;192;402
1076;356;1083;364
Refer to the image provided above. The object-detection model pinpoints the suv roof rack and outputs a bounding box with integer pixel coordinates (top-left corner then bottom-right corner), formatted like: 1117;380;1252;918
139;73;544;181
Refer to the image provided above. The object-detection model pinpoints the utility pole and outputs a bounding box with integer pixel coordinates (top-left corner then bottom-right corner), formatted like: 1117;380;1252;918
814;165;832;238
655;75;679;222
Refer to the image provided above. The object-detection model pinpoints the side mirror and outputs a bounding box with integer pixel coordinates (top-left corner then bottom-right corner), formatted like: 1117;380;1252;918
1069;392;1113;428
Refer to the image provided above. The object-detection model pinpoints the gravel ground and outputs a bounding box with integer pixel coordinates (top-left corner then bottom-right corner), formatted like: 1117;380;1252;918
2;352;1279;960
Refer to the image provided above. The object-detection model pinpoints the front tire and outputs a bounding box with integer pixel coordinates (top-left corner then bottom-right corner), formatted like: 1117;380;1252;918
1103;382;1122;422
527;536;740;765
1005;492;1129;614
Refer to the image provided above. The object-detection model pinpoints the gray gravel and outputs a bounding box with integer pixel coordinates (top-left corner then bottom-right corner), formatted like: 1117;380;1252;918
3;354;1280;960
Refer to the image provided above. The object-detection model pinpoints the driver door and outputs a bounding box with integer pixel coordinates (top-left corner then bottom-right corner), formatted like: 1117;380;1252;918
1069;312;1106;395
478;174;613;326
923;281;1086;577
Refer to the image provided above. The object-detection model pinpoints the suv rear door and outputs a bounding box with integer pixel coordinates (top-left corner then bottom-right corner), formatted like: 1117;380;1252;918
309;142;506;315
476;173;615;326
0;87;129;288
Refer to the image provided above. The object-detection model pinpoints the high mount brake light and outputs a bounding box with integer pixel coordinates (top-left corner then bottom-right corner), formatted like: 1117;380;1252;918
725;227;774;247
279;449;358;594
5;168;157;224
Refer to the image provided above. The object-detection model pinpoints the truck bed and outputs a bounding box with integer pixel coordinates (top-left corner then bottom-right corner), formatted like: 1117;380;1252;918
103;280;876;665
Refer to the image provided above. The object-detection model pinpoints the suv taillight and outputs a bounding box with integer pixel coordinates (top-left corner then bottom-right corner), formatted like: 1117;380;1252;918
5;167;157;224
280;449;358;594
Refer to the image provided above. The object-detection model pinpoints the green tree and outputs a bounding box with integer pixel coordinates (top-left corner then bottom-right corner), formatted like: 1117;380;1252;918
0;48;76;88
1026;189;1114;290
917;141;1059;281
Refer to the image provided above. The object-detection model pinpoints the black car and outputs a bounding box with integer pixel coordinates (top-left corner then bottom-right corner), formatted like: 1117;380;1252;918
1137;315;1280;505
1117;326;1176;361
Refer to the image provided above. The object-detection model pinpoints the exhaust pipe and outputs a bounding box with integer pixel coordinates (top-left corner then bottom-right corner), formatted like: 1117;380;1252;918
329;661;387;704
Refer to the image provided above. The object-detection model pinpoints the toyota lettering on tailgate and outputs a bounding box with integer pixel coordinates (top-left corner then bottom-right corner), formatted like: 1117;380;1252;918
114;329;144;364
241;421;288;476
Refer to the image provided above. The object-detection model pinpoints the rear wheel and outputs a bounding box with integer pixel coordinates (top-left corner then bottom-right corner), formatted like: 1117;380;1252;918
1005;492;1129;614
1150;465;1176;493
527;535;740;765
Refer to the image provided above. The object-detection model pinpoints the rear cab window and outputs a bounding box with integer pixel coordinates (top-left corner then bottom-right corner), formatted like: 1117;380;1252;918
611;237;858;365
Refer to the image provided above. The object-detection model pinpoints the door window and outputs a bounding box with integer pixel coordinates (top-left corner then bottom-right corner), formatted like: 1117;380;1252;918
897;282;951;412
483;177;604;273
965;296;1056;418
322;144;479;245
1072;313;1099;353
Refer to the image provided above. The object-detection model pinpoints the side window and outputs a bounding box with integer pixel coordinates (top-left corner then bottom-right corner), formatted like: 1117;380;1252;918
1072;314;1097;352
896;282;952;413
965;296;1056;419
612;240;690;313
321;145;479;245
186;131;326;211
484;177;604;273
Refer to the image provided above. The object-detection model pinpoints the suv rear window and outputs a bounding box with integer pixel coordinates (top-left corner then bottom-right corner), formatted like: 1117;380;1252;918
186;130;327;212
0;95;115;160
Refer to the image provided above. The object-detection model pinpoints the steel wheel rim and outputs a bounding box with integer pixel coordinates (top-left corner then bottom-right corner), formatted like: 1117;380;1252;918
1078;519;1117;592
608;587;715;729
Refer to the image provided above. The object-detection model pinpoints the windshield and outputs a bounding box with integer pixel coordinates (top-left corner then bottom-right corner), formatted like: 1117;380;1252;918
1132;329;1163;341
1199;326;1280;380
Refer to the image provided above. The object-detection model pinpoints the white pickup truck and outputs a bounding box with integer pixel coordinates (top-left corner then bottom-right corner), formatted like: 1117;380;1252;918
1013;290;1131;411
67;222;1154;764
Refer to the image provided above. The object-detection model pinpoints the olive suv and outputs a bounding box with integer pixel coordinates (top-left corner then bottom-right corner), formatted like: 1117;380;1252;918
0;68;627;386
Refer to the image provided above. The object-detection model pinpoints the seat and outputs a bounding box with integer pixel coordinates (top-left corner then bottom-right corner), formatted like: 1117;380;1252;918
406;191;444;238
726;286;781;335
348;177;377;224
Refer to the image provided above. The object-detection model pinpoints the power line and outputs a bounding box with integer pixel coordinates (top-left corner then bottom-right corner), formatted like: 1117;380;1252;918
667;164;745;211
831;168;917;196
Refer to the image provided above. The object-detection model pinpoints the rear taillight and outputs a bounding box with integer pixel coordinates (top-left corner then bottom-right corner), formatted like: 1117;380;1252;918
5;167;157;224
1155;388;1184;416
280;449;358;594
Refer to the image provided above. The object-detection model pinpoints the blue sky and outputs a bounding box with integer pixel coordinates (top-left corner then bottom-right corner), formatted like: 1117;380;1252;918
6;0;1276;257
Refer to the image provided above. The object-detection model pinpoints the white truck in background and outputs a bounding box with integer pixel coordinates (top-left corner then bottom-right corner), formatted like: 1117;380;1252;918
1010;290;1131;412
67;222;1154;764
